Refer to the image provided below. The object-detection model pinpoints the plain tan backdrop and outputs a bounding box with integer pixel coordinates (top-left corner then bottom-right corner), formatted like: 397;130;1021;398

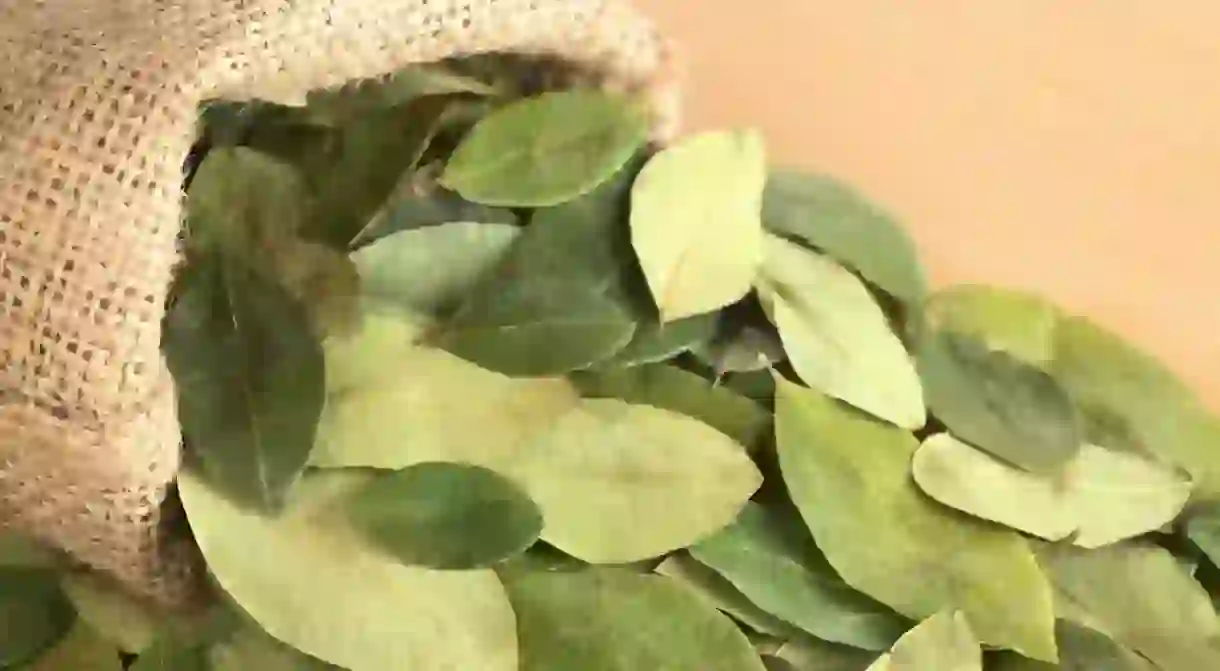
637;0;1220;408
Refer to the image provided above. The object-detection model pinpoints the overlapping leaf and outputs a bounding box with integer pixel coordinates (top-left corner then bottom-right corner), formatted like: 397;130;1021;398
0;568;76;668
864;611;980;671
654;554;794;637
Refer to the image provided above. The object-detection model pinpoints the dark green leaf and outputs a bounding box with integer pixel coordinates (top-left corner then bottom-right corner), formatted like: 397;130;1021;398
24;623;124;671
303;66;500;126
774;378;1057;661
772;636;879;671
990;621;1154;671
694;322;787;377
762;171;926;306
917;331;1080;472
440;90;648;207
688;502;909;650
499;566;768;670
165;252;326;510
603;313;719;367
1187;504;1220;569
270;240;362;337
346;462;543;570
0;568;76;668
569;364;771;450
655;553;795;637
350;170;518;247
0;532;59;568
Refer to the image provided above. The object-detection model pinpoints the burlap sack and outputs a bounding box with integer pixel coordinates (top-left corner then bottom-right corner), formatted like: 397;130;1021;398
0;0;680;609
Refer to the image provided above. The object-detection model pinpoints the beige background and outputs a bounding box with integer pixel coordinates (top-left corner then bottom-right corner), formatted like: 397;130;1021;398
638;0;1220;408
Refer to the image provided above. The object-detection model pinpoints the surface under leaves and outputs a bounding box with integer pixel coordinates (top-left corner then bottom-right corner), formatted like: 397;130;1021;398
13;56;1220;671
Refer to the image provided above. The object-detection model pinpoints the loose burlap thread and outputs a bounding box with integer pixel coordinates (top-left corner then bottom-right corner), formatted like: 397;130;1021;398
0;0;680;609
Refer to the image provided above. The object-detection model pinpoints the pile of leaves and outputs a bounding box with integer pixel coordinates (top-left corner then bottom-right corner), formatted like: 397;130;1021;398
5;56;1220;671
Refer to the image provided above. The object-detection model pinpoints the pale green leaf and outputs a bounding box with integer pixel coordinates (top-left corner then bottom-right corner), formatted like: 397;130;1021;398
440;90;648;207
689;502;909;650
917;332;1079;472
631;130;767;321
24;623;124;671
345;462;542;569
989;621;1155;671
773;635;878;671
762;171;926;305
914;435;1191;548
312;311;580;470
61;571;159;653
179;470;518;671
654;554;794;637
1040;542;1220;669
774;378;1057;661
165;252;326;510
569;364;771;450
351;222;520;316
500;566;767;671
760;235;925;429
0;568;76;668
210;622;341;671
922;285;1059;365
865;611;980;671
519;398;762;563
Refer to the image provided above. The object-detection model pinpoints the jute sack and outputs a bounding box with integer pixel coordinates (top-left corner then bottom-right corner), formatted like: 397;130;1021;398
0;0;680;610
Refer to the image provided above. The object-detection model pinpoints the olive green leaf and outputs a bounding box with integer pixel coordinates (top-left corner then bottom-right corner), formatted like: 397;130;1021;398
762;171;926;306
774;378;1057;661
914;435;1191;548
303;65;500;126
351;222;520;317
921;285;1059;365
345;462;543;570
179;470;518;671
688;502;909;650
759;235;925;429
655;553;794;637
694;322;787;377
865;611;980;671
772;636;879;671
1051;315;1220;497
1040;542;1220;668
210;621;343;671
312;311;580;470
270;240;363;337
61;570;159;653
165;252;326;511
1187;504;1220;568
0;567;76;668
351;170;517;247
0;532;59;568
186;146;312;255
518;398;763;563
24;623;124;671
499;566;768;671
989;621;1155;671
127;606;242;671
604;314;720;367
568;364;772;451
631;129;767;321
435;155;643;376
440;90;648;207
916;331;1080;472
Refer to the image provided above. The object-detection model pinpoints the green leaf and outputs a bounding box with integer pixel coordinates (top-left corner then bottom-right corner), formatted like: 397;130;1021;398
921;285;1059;365
1187;504;1220;568
774;378;1057;661
568;364;772;451
654;553;795;637
440;90;648;207
179;470;518;671
1051;315;1220;496
604;314;719;367
351;222;521;317
989;621;1155;671
864;611;980;671
23;623;124;671
351;171;517;247
435;155;643;375
0;532;59;568
1039;542;1220;669
303;65;501;126
914;435;1191;548
165;252;326;510
209;621;342;670
186;147;312;255
759;235;925;429
345;462;543;570
517;398;763;563
762;171;926;306
499;566;768;671
270;240;362;337
772;636;879;671
0;567;76;668
688;502;909;650
61;571;159;653
312;310;581;470
916;331;1080;472
694;322;787;377
631;129;767;321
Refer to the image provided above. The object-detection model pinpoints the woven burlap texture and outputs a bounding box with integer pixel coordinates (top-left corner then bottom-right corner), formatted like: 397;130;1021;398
0;0;679;608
